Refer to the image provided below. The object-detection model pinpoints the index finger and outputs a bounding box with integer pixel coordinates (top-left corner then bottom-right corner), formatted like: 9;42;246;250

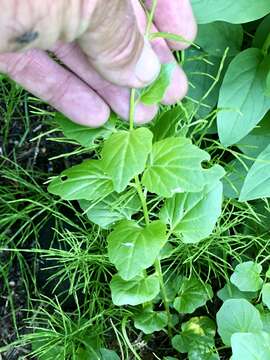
145;0;197;50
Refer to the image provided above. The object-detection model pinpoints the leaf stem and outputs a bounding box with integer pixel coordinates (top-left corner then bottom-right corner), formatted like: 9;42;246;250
134;175;150;225
129;88;136;131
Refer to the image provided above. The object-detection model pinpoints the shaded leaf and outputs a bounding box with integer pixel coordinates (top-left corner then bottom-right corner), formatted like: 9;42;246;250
196;22;243;57
140;63;175;105
217;48;270;146
134;310;168;334
217;283;257;302
110;274;160;306
240;144;270;201
80;192;141;229
48;160;113;201
54;113;116;147
173;277;213;314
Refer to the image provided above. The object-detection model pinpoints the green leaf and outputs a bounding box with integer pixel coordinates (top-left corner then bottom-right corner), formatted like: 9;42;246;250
48;160;113;201
222;158;251;199
80;192;141;229
239;144;270;201
216;299;263;345
142;137;210;198
231;331;270;360
54;113;116;147
253;14;270;49
140;63;175;105
217;48;270;146
196;22;243;57
173;277;213;314
217;283;257;302
191;0;270;24
134;310;168;334
99;349;120;360
237;112;270;158
110;274;160;306
172;316;216;355
102;128;152;193
189;350;219;360
183;49;225;118
151;106;189;142
107;220;167;281
266;69;270;97
230;261;263;292
160;180;223;243
262;283;270;310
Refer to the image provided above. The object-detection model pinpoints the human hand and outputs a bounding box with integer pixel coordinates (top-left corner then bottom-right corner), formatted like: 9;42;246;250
0;0;197;127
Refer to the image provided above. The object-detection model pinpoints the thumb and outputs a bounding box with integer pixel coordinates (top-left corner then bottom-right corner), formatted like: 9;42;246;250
78;0;161;88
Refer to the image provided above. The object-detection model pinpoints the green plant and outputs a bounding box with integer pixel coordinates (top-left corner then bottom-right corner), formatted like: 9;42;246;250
1;0;270;359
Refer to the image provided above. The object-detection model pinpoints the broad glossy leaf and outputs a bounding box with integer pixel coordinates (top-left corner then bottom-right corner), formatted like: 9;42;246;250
108;220;167;281
230;261;263;292
239;144;270;201
216;299;263;345
191;0;270;24
134;310;168;334
110;274;160;306
196;22;243;57
183;49;225;118
54;113;116;147
189;350;219;360
140;63;175;105
172;317;216;355
80;192;141;229
237;112;270;158
262;283;270;309
48;160;113;201
231;332;270;360
217;49;270;146
102;128;152;192
142;137;210;198
217;283;257;302
173;277;213;314
160;180;223;243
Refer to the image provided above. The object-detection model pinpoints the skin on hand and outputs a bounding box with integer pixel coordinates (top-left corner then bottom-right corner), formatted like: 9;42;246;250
0;0;197;127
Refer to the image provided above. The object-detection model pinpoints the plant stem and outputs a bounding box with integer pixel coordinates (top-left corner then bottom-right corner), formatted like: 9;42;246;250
134;175;150;225
129;88;136;130
146;0;158;37
128;54;172;337
154;258;173;337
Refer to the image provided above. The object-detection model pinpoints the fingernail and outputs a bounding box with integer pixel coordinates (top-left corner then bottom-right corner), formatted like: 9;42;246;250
135;41;161;87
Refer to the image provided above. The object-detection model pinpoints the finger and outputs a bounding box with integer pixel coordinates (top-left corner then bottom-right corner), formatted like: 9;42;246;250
77;0;161;88
0;49;110;127
52;42;158;124
145;0;197;50
132;0;188;104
